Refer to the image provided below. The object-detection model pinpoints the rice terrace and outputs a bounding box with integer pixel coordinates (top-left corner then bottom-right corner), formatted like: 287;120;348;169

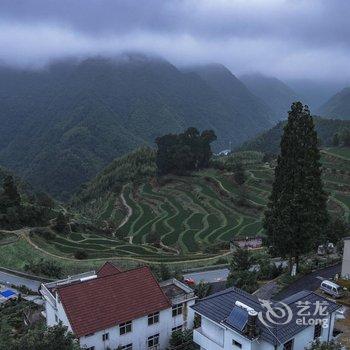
6;147;349;266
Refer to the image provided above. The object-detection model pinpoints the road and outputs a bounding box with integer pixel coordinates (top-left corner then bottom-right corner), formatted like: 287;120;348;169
0;271;42;292
273;263;341;301
184;268;229;284
184;260;288;284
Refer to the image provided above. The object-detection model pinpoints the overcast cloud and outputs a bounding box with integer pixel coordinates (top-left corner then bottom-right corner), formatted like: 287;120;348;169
0;0;349;82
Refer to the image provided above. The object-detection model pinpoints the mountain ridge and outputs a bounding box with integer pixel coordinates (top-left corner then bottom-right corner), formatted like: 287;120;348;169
0;56;272;199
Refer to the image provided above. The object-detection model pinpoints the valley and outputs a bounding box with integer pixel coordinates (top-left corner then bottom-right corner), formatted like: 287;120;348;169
2;146;350;271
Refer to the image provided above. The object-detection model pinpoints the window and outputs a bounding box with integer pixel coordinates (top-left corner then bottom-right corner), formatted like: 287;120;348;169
172;325;183;333
102;332;109;341
172;303;183;317
314;324;322;339
148;334;160;349
283;339;294;350
55;314;59;323
148;312;160;325
86;347;95;350
232;339;242;348
120;344;132;350
119;321;132;335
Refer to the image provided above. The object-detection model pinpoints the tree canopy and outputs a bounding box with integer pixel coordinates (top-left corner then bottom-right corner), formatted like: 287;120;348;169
155;127;216;175
263;102;329;271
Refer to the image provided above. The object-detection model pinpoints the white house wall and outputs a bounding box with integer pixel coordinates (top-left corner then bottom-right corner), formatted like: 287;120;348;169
45;298;195;350
341;239;350;278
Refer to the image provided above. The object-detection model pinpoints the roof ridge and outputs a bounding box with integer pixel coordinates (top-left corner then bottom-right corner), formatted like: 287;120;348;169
199;286;261;305
57;265;149;290
279;290;312;305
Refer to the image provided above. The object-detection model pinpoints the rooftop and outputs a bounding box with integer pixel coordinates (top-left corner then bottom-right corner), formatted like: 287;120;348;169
55;265;171;337
191;287;340;346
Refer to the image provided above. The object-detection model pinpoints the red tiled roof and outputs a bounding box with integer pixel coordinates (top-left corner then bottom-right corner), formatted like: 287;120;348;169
96;261;122;277
57;266;171;337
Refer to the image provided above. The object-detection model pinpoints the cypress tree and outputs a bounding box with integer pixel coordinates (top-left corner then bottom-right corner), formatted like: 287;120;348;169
332;133;340;147
263;102;328;271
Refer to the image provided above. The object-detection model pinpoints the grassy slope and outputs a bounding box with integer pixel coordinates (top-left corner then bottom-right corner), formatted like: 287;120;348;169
2;148;350;271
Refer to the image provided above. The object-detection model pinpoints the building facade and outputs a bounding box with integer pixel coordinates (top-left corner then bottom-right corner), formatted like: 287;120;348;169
40;262;196;350
341;237;350;279
192;287;340;350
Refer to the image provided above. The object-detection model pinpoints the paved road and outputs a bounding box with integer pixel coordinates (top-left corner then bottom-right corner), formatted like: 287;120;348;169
184;268;229;284
0;271;41;292
184;260;288;284
273;263;341;301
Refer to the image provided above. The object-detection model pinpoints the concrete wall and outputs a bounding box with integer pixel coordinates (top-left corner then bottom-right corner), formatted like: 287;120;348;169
48;298;194;350
341;238;350;278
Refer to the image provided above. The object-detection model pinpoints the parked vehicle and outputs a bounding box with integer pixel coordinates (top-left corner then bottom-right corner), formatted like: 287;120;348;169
184;278;195;286
320;280;344;298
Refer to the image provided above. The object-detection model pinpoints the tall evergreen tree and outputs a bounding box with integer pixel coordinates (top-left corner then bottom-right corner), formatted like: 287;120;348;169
263;102;329;271
332;133;340;147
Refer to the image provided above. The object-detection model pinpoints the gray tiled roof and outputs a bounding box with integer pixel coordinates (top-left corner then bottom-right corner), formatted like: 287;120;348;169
191;287;340;346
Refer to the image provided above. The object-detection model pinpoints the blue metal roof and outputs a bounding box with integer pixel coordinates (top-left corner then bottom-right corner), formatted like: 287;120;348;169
191;287;340;346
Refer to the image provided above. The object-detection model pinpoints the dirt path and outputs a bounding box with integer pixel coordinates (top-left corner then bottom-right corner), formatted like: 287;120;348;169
15;228;232;265
116;185;133;231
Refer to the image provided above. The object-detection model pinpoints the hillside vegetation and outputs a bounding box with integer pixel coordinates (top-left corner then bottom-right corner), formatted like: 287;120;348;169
318;87;350;119
240;73;300;122
238;117;350;154
2;144;350;265
0;55;272;199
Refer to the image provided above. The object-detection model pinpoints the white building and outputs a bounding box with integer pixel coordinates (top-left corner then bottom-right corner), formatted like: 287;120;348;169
191;287;340;350
40;262;196;350
341;236;350;279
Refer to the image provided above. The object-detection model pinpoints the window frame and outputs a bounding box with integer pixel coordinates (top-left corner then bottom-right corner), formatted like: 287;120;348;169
314;323;322;339
148;311;160;325
232;339;242;348
120;344;133;350
172;325;183;333
119;320;132;335
147;333;160;349
172;303;183;317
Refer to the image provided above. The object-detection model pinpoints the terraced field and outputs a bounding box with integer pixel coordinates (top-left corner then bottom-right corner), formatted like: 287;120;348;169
29;148;350;263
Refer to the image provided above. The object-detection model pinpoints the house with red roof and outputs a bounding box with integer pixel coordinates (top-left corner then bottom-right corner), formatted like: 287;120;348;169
40;262;196;350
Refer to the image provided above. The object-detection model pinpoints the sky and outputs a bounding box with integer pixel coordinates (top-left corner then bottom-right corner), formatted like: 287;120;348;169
1;0;350;83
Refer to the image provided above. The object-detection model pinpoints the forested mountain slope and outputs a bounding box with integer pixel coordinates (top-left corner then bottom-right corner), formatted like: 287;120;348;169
187;65;273;132
240;73;300;122
238;117;350;154
318;87;350;119
0;56;272;199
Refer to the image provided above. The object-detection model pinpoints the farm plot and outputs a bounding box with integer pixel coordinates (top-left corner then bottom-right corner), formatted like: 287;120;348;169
31;148;350;262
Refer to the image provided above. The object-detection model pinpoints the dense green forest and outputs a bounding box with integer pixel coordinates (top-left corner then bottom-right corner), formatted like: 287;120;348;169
238;117;350;154
0;172;56;229
0;55;273;199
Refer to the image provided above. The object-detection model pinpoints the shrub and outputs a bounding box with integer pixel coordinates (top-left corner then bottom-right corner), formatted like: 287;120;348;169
24;259;62;278
74;250;88;260
29;227;55;240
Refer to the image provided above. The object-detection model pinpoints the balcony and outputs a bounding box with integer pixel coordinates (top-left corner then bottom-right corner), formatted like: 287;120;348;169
193;327;224;350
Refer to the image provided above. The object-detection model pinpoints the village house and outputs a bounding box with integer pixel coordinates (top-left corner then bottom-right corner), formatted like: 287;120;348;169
40;262;196;350
191;287;340;350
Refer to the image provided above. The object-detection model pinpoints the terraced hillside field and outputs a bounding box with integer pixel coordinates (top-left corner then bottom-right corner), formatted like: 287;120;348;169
29;149;350;263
